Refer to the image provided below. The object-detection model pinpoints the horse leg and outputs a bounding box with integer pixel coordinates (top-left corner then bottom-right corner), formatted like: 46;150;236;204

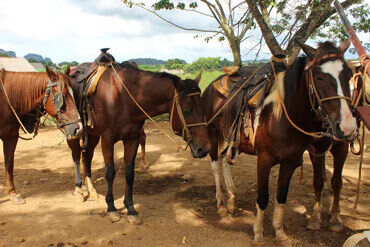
211;155;228;217
254;153;272;246
83;134;100;199
208;127;228;217
273;158;300;247
123;138;142;225
222;158;237;214
329;142;347;232
67;139;84;202
306;153;325;230
3;136;24;204
101;131;120;222
136;128;147;173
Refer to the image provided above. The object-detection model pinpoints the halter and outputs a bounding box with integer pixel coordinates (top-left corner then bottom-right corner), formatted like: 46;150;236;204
170;90;206;144
304;54;353;132
42;79;81;129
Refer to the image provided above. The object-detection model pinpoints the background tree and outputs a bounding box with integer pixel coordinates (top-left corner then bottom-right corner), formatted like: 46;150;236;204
165;58;187;70
122;0;255;66
245;0;369;63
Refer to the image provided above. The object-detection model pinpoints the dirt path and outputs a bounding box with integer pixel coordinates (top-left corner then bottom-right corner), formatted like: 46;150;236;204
1;122;369;247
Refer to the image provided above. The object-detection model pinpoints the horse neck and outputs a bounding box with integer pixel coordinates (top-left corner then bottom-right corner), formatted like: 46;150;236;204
284;71;316;129
4;72;48;115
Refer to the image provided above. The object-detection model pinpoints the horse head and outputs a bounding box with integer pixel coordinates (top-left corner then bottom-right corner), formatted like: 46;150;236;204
44;66;82;140
170;72;211;158
297;39;358;141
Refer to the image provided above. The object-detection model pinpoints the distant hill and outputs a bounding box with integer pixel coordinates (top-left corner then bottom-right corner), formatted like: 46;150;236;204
24;53;53;65
0;49;16;57
127;58;166;65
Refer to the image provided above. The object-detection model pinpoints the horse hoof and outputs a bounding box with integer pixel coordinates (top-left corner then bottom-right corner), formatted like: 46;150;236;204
276;238;293;247
329;223;343;232
127;215;143;225
10;195;26;205
253;241;267;246
217;206;229;217
306;220;321;230
107;211;121;223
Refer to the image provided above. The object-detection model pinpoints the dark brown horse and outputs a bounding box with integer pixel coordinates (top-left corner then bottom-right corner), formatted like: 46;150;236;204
0;66;82;204
67;61;211;224
203;40;357;246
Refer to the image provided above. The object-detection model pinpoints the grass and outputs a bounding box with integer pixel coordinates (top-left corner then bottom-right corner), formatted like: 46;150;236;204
179;70;223;93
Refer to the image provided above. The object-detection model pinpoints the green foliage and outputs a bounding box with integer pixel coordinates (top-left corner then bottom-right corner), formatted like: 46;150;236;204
179;70;223;93
138;64;162;72
184;57;221;73
165;58;186;70
0;53;9;57
58;61;79;66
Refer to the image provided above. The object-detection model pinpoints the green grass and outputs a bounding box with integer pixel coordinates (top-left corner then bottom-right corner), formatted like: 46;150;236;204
179;70;223;93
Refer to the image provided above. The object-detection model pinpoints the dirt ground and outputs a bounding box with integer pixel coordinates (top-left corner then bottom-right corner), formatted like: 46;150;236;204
0;122;369;247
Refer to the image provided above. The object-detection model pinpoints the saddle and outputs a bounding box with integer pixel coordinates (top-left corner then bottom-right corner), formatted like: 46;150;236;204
70;48;116;132
221;55;288;163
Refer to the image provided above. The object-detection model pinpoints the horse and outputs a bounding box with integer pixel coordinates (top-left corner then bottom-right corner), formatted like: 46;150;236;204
67;61;211;224
202;40;357;246
0;66;82;204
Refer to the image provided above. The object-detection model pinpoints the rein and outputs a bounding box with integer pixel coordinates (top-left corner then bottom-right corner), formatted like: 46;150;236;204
110;62;202;151
0;69;79;140
170;90;206;145
0;69;39;140
276;54;355;140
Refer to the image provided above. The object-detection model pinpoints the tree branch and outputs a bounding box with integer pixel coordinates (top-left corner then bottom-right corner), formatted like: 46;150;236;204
245;0;283;54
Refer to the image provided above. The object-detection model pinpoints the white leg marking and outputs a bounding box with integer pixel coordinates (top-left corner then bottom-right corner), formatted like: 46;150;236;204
320;60;357;136
273;202;289;242
211;159;224;209
312;202;322;223
222;161;236;213
254;203;265;244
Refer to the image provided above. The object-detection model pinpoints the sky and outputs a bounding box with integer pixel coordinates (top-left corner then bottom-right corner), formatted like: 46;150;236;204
0;0;271;63
0;0;366;64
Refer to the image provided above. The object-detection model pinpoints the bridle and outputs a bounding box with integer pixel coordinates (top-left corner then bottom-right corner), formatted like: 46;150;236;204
304;54;353;133
42;79;81;129
170;90;206;144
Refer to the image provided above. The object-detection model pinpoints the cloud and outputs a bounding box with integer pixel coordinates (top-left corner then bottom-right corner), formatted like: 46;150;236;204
0;0;257;63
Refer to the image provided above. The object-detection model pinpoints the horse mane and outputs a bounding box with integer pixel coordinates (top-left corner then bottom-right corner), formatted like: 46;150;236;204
129;67;200;95
282;56;307;108
3;72;49;114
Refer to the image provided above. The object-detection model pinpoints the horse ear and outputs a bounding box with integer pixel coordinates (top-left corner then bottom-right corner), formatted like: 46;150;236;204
194;71;202;85
64;65;70;76
295;39;316;59
45;66;59;81
339;38;351;54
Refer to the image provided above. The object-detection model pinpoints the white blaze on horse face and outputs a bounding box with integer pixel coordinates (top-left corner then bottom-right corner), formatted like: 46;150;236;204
320;60;357;136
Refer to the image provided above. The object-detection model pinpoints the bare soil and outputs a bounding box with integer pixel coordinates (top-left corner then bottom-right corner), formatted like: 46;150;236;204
0;122;369;247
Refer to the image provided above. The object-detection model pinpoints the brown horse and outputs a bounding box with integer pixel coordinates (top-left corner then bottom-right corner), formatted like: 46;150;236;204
203;40;357;246
0;66;82;204
67;61;211;224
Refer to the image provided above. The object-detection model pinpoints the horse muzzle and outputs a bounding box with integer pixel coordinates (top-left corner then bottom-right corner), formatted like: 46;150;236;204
63;121;83;140
189;140;209;158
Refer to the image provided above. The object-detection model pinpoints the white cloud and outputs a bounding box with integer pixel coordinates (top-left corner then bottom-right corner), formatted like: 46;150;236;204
0;0;272;63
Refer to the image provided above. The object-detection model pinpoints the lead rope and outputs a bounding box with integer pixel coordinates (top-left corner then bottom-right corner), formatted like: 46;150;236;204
353;57;369;209
0;69;37;140
109;63;184;151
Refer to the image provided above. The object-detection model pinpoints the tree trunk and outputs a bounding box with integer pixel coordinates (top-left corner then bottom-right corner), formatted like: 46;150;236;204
228;38;242;66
